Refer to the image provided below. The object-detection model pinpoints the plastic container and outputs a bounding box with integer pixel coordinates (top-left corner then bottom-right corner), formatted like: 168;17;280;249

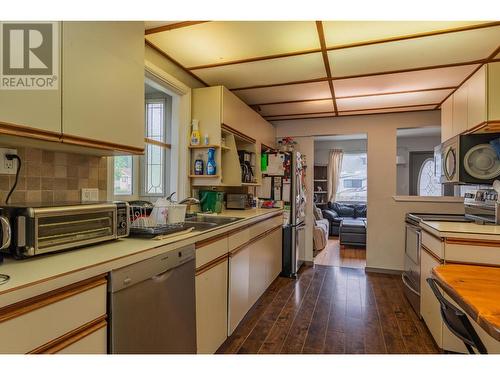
199;190;224;213
207;147;216;175
190;119;201;146
150;198;187;225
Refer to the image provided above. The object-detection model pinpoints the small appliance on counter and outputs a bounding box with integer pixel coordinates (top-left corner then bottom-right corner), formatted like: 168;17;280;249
238;150;255;183
199;190;224;213
0;208;11;265
226;193;252;210
0;201;129;259
464;186;500;225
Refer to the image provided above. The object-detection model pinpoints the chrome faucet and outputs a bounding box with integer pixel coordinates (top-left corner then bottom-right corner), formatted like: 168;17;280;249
179;197;201;216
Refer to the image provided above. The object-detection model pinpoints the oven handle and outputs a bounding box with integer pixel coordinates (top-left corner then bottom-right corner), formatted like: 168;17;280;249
402;272;420;296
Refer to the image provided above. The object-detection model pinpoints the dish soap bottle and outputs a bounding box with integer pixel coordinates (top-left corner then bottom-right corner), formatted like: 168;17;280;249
207;147;216;175
194;153;204;175
190;119;201;146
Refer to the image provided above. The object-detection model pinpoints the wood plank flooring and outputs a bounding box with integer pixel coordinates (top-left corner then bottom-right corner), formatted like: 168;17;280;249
314;238;366;269
217;265;439;354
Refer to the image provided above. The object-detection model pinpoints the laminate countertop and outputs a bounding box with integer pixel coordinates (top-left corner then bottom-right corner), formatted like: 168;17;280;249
421;220;500;241
0;208;283;308
432;264;500;342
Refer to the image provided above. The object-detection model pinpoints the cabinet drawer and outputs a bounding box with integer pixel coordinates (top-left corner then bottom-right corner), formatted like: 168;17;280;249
0;277;107;354
196;236;229;268
444;240;500;266
421;230;444;259
43;320;107;354
228;228;250;252
249;215;283;238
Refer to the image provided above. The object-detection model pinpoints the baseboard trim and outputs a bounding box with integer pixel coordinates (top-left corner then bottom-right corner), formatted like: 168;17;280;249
365;267;403;275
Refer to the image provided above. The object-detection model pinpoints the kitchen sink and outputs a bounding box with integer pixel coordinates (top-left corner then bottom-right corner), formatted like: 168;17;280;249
184;215;243;232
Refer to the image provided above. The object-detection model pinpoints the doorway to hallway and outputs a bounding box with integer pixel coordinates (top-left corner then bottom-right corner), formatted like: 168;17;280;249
314;238;366;269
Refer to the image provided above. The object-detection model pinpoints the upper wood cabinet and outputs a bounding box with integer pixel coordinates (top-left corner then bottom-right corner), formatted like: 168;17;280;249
0;22;145;155
61;22;145;153
441;62;500;141
191;86;274;186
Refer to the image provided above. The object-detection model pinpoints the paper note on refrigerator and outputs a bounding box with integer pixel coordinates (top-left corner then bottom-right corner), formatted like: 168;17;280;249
282;182;291;203
267;154;285;175
260;177;272;199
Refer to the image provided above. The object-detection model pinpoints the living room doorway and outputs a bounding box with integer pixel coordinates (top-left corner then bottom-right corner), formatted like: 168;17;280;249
312;134;368;269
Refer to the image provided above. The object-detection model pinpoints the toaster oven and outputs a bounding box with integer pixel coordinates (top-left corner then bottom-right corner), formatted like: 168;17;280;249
0;202;129;259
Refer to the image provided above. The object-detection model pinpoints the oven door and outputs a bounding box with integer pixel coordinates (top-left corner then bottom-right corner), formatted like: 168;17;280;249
403;223;421;314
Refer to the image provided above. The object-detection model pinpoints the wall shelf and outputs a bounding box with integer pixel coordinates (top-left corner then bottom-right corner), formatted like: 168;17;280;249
314;179;327;182
189;174;220;178
314;191;327;194
188;144;220;149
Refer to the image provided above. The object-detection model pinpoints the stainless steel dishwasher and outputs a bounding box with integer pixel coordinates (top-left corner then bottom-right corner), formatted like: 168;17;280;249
108;244;196;354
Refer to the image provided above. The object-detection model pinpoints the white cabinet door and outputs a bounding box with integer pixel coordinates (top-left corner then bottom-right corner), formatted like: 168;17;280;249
196;259;228;354
452;83;468;136
441;97;454;143
0;22;61;136
487;61;500;121
62;22;145;152
228;246;251;335
420;248;443;347
467;65;487;130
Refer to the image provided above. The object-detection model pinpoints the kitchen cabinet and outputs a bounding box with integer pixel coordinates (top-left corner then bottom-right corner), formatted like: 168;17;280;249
61;22;145;153
441;62;500;141
452;83;468;136
0;276;107;354
0;21;145;155
195;258;228;354
420;246;443;347
191;85;275;186
228;223;282;334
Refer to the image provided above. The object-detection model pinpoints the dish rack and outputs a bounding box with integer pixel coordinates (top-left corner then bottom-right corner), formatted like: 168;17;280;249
128;204;186;237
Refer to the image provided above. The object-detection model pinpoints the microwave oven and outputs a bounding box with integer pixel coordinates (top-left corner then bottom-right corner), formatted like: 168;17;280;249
439;133;500;184
0;201;129;259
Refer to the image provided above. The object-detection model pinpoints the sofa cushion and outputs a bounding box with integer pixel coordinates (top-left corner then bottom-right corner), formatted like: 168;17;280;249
340;219;366;234
329;202;355;218
322;209;338;221
354;204;367;218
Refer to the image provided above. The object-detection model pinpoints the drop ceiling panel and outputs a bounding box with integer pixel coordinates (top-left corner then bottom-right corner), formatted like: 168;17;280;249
336;89;452;111
328;26;500;77
258;99;334;116
146;21;319;67
322;21;490;47
233;81;331;104
339;105;436;116
194;53;326;89
334;65;478;97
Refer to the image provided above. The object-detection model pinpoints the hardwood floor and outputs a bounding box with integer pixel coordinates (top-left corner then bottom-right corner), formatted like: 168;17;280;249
314;238;366;269
217;265;439;354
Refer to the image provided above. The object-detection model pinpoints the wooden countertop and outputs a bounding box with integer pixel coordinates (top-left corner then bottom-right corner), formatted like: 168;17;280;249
432;264;500;342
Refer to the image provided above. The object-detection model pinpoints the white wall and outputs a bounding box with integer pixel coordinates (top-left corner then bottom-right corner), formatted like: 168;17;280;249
315;138;368;164
396;135;441;195
274;111;464;271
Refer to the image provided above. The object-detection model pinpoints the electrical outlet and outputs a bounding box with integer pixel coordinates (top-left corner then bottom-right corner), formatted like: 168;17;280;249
81;188;99;202
0;148;18;175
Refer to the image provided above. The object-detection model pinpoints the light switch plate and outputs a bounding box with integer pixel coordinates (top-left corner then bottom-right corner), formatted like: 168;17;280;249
0;148;18;175
81;188;99;202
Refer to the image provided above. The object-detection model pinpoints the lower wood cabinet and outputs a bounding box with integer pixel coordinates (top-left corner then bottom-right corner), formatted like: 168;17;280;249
228;225;282;334
195;257;229;354
0;276;107;354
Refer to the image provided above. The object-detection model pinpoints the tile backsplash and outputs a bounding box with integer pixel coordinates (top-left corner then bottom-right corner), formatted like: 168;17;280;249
0;147;107;204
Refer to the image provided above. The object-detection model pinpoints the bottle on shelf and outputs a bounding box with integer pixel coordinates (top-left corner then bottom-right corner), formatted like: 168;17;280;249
207;147;216;175
190;119;201;146
194;153;204;175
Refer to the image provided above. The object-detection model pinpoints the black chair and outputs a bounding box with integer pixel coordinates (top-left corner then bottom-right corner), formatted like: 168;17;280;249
426;278;487;354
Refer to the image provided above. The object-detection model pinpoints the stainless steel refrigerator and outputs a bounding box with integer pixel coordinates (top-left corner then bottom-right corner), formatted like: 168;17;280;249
261;151;306;277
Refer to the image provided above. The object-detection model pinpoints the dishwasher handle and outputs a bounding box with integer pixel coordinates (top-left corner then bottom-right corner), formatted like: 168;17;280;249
151;268;174;283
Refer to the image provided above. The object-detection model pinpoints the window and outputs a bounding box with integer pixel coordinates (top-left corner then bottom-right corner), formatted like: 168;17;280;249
336;153;367;202
142;98;171;196
114;156;133;195
417;158;441;196
112;80;173;199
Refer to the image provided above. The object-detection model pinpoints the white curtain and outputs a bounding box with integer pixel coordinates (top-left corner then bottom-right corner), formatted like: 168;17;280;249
327;149;343;202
